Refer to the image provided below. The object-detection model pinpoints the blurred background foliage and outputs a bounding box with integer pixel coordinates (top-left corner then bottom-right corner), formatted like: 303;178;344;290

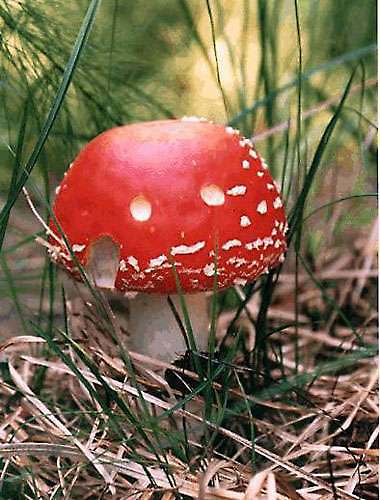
0;0;377;251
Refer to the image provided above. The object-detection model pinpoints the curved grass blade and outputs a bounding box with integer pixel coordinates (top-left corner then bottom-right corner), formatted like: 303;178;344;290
303;193;378;222
287;68;358;243
0;98;30;248
205;0;230;119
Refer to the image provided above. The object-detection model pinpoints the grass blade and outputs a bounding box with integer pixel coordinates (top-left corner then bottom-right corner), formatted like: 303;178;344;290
287;68;358;243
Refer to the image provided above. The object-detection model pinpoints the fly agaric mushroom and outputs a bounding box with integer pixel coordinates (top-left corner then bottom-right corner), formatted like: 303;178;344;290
49;118;287;362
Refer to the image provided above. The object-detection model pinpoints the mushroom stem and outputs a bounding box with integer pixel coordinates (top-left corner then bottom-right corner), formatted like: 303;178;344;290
128;293;209;363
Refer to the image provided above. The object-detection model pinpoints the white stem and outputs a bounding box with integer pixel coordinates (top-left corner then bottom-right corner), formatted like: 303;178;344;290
128;293;209;363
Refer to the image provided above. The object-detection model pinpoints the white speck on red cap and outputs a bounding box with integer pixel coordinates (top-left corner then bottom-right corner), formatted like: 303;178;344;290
130;195;152;221
171;241;205;255
242;160;250;169
227;256;247;267
227;185;247;196
274;239;282;248
200;184;225;206
263;237;274;249
245;238;263;250
240;215;251;227
257;200;268;214
127;256;140;272
222;239;242;250
239;138;253;148
72;244;86;252
225;126;239;135
203;263;215;276
273;197;283;209
149;255;167;267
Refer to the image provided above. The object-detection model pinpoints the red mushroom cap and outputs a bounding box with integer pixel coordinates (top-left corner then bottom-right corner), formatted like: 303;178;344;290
50;118;287;293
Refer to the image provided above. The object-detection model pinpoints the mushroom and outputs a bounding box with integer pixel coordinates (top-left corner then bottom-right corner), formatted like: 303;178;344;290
49;118;287;363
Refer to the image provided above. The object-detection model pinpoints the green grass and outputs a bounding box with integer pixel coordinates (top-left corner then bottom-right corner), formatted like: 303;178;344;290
0;1;377;497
